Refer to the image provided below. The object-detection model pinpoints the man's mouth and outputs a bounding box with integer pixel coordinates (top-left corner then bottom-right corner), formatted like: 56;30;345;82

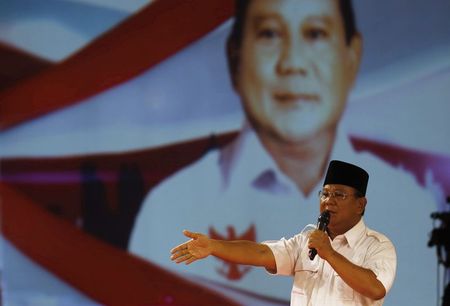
325;208;337;215
273;92;319;104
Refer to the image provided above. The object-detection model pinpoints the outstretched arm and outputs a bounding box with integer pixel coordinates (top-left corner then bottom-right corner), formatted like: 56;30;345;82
309;230;386;300
170;230;276;271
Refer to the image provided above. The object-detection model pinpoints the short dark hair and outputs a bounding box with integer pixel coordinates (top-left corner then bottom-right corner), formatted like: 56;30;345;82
226;0;358;86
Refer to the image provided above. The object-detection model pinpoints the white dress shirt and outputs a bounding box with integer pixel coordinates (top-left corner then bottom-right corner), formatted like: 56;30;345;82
264;219;396;306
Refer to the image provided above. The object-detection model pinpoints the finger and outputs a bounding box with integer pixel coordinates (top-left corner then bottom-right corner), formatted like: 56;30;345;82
183;230;200;239
185;254;197;265
170;250;184;261
174;256;187;264
171;245;192;261
183;230;202;240
171;246;190;259
173;251;192;264
170;242;189;254
308;230;317;239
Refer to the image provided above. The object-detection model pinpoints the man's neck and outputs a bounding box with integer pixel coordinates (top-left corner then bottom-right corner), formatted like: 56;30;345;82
327;217;362;240
258;128;336;196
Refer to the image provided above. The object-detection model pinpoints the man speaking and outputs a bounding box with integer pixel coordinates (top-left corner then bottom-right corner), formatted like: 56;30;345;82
171;160;397;306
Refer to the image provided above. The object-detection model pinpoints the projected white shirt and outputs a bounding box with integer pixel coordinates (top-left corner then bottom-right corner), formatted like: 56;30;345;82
129;122;436;305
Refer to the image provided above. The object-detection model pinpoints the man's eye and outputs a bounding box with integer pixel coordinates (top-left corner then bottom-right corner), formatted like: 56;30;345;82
257;28;281;40
335;192;346;198
304;28;328;41
321;192;330;198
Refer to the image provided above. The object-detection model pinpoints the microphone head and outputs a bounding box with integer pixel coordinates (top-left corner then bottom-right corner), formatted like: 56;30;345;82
309;210;331;260
318;210;331;226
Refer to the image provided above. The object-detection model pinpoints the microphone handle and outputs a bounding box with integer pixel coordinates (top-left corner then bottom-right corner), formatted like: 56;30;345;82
308;217;329;260
308;248;318;260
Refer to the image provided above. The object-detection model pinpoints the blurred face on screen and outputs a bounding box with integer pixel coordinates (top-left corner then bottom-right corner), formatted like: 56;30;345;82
235;0;361;143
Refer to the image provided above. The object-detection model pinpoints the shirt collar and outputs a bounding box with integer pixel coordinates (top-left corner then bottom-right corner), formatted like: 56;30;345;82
218;121;293;193
338;218;366;249
218;121;356;195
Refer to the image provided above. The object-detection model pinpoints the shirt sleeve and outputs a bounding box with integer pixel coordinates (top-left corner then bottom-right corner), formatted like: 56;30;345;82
262;233;306;276
363;235;397;293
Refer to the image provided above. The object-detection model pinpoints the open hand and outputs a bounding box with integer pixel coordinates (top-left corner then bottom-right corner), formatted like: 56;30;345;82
170;230;212;265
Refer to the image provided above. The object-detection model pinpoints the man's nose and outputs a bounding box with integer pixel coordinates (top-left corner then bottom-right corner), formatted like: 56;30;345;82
322;196;337;206
276;38;307;75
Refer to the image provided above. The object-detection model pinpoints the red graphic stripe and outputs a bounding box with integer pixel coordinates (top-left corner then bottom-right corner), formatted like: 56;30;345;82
0;0;234;131
0;182;240;305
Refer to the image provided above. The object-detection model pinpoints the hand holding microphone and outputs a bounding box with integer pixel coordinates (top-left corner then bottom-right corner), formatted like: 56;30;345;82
308;210;331;260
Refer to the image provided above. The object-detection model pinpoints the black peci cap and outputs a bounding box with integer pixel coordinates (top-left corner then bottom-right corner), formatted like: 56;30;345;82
323;160;369;196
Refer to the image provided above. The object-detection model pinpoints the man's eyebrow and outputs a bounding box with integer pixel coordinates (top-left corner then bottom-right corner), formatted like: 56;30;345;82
250;13;336;28
303;15;334;26
322;188;346;192
251;13;283;25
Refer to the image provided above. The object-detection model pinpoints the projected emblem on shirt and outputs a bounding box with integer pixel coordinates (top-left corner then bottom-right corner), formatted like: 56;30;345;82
208;224;256;280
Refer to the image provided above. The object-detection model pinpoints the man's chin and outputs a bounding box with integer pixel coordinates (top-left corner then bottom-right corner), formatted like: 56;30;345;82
273;126;325;144
250;118;331;144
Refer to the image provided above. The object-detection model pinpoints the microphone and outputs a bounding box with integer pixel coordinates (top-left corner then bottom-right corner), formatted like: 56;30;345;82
308;210;331;260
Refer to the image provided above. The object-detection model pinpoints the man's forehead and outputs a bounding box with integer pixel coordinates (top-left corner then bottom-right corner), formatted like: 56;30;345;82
247;0;341;21
323;184;355;191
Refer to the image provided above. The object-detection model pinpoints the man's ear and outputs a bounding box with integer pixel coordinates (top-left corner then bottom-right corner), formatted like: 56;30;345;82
357;196;367;215
347;33;363;86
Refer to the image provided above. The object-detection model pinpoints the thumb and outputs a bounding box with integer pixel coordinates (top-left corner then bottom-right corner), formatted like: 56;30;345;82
183;229;200;239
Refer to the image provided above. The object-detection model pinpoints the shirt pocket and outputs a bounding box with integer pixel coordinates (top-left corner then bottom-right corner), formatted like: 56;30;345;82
292;258;319;296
